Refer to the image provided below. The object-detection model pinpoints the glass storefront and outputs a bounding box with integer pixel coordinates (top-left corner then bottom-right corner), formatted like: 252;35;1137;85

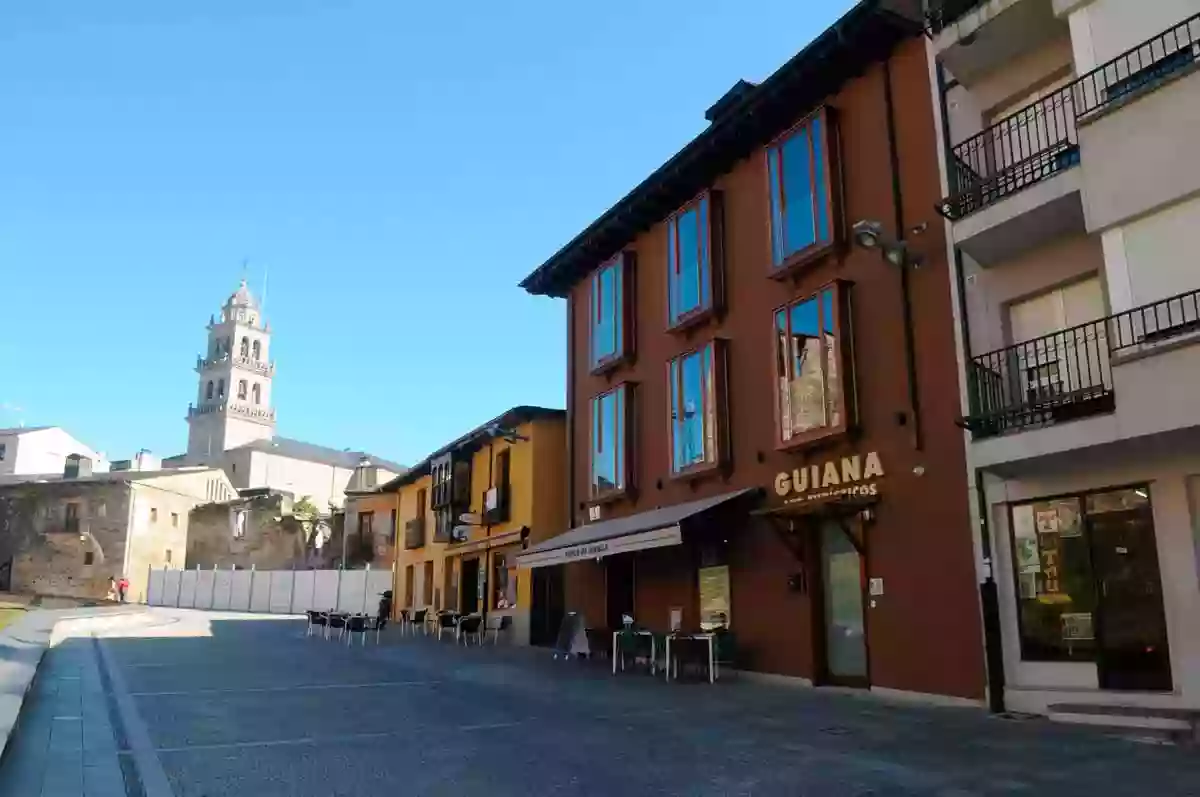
1009;485;1171;691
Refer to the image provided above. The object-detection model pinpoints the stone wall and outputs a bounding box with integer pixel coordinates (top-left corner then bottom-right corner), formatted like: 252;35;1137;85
0;480;132;600
186;492;310;570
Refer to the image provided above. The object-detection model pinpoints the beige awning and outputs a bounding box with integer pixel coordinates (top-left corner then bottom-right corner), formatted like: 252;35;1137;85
517;488;759;569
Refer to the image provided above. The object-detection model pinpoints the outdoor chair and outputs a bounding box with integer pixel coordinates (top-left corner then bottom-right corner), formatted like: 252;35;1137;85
411;609;428;636
326;611;348;641
305;610;327;638
370;614;387;643
345;614;370;646
458;614;483;646
713;628;737;680
484;615;510;645
436;612;459;641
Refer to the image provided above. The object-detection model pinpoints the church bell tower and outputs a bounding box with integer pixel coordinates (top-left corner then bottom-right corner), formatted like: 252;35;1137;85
185;280;276;462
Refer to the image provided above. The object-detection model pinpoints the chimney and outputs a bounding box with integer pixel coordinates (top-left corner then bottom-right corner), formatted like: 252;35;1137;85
64;454;93;480
352;457;376;492
704;79;758;124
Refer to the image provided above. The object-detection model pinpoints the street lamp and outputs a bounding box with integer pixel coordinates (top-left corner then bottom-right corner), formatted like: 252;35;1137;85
851;219;921;268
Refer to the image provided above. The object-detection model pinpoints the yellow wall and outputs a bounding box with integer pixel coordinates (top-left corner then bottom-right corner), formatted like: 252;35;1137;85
343;490;400;569
390;414;567;643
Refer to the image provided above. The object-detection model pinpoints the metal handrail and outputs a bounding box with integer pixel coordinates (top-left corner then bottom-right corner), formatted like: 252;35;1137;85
964;287;1200;435
941;13;1200;219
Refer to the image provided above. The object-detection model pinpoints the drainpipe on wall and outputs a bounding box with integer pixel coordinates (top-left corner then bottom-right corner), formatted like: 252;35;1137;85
565;294;576;530
882;55;924;452
936;58;1006;714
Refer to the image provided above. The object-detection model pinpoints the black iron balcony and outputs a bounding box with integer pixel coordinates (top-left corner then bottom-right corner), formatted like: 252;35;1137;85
404;517;425;550
939;82;1079;221
963;288;1200;437
940;14;1200;221
925;0;988;34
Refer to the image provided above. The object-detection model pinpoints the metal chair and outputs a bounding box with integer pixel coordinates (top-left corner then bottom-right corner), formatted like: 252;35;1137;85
412;608;428;636
305;610;327;638
326;611;348;641
484;615;510;645
436;611;459;641
458;614;483;646
345;614;369;646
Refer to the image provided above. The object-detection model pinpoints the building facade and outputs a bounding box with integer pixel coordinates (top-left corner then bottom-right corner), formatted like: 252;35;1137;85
930;0;1200;716
0;456;233;601
519;2;987;701
390;407;567;646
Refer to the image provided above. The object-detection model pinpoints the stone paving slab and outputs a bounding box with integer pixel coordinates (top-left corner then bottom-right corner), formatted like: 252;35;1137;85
7;609;1200;796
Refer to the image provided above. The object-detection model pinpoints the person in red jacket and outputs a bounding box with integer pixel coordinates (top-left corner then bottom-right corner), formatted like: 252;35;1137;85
117;577;129;603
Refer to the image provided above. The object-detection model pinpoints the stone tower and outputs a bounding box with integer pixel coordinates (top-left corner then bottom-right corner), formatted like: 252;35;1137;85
186;280;276;462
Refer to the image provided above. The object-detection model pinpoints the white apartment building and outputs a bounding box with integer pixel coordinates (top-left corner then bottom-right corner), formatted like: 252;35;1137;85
930;0;1200;725
0;426;109;479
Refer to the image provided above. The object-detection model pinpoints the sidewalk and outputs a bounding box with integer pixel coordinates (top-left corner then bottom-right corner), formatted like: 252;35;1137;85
0;610;150;797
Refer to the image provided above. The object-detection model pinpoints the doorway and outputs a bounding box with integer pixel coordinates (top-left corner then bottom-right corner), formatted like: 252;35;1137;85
1087;492;1171;691
605;555;635;631
461;557;480;614
530;565;565;647
818;520;868;686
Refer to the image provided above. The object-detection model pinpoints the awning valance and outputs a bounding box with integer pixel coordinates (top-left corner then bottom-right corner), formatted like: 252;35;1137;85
517;488;759;569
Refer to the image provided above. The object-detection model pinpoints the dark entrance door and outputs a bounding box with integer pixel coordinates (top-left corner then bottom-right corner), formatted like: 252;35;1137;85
605;555;635;631
817;520;868;687
1087;497;1171;691
530;565;565;647
460;557;480;614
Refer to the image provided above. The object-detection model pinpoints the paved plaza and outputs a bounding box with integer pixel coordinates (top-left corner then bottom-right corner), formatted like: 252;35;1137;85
2;609;1200;796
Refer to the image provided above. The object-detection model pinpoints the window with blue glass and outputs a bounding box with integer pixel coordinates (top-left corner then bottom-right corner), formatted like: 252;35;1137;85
590;255;626;369
669;342;722;474
590;385;628;497
668;194;714;327
767;110;834;269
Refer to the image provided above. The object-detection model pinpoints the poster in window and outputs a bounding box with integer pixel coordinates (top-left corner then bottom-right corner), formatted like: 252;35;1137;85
1061;612;1094;641
1018;572;1039;599
698;565;731;631
1012;504;1041;574
1035;508;1060;535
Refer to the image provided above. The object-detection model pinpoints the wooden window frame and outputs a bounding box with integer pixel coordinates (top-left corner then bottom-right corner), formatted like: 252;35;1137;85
589;252;636;374
772;280;856;451
588;382;635;503
666;339;729;479
766;107;840;279
666;191;724;332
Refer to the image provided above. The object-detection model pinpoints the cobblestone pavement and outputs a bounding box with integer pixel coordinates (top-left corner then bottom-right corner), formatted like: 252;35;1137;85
3;609;1200;796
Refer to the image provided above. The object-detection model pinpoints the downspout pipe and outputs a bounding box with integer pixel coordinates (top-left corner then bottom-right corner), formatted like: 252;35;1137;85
936;58;1006;713
882;55;923;452
566;295;576;531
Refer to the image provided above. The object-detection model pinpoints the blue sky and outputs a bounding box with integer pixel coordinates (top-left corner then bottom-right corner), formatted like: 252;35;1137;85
0;0;854;466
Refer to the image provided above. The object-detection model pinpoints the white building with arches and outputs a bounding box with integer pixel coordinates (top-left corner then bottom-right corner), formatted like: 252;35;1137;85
171;281;404;509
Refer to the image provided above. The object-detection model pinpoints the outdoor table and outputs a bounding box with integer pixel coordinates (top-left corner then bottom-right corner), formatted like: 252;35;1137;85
664;633;716;684
612;630;657;675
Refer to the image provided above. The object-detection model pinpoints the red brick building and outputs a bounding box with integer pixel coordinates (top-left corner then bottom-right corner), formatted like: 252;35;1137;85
519;1;986;702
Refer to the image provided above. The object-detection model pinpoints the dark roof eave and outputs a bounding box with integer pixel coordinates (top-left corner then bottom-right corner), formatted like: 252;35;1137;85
518;0;923;298
378;405;566;492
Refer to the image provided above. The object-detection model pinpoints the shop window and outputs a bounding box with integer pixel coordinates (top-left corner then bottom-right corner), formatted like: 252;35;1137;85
767;109;835;273
589;253;632;371
668;341;726;474
774;283;851;447
667;193;720;327
589;384;631;499
493;552;517;610
1009;487;1158;663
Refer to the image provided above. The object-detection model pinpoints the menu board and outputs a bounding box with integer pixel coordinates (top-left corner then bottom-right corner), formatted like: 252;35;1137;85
698;566;731;631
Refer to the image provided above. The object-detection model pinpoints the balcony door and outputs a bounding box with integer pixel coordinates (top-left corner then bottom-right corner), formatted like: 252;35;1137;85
1007;276;1106;410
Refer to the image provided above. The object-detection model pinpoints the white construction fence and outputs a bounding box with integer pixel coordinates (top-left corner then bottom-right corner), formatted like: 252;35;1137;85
145;566;394;615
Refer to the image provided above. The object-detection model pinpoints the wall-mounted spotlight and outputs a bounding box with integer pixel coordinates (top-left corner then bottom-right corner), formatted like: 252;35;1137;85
851;219;922;268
